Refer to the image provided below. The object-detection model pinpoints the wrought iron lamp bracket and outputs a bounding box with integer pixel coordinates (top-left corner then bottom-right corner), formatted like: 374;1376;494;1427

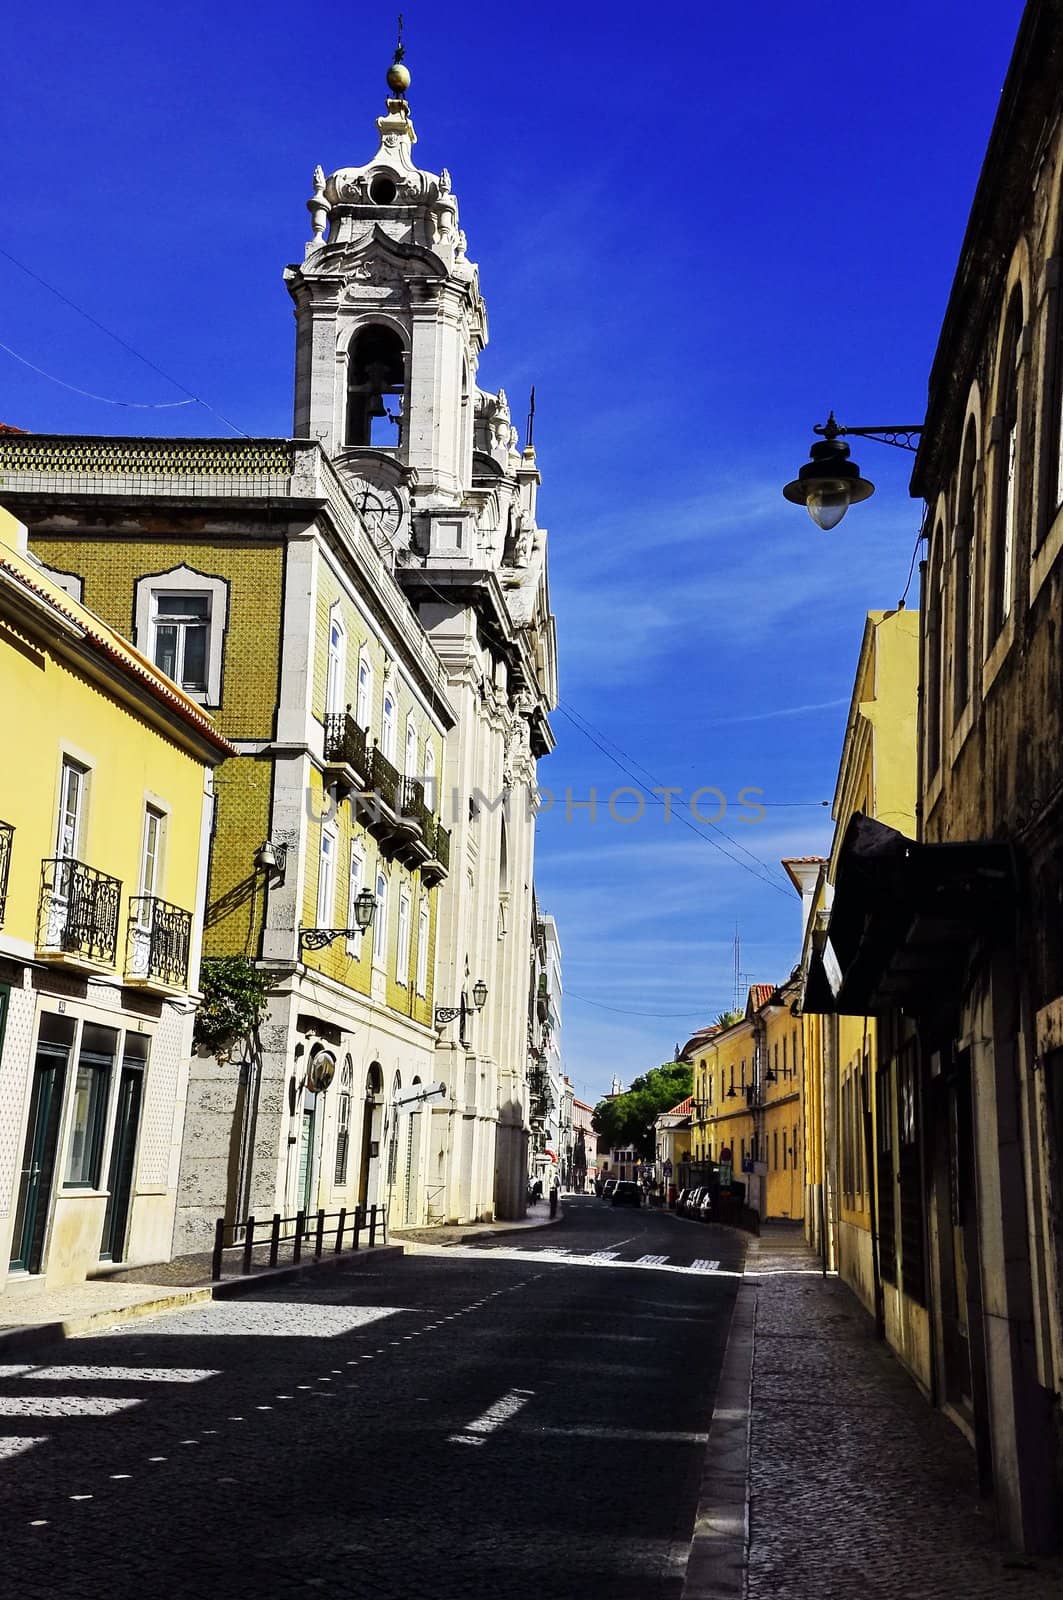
814;413;924;453
300;927;364;951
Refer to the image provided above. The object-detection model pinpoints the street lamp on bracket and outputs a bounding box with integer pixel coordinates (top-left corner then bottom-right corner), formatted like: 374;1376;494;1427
435;978;488;1045
299;885;377;952
783;412;924;530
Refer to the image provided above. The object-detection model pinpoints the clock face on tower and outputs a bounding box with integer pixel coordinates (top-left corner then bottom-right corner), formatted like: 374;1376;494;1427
346;477;404;546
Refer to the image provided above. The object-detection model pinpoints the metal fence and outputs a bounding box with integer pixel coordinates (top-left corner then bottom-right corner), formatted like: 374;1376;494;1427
210;1204;388;1281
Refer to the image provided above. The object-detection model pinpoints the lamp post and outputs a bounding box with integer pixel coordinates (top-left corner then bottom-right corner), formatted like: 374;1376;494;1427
783;412;923;529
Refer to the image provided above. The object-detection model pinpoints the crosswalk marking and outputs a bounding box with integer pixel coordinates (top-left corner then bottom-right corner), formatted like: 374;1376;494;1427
0;1396;141;1417
409;1242;743;1277
690;1259;721;1272
587;1250;621;1261
635;1254;668;1266
0;1436;47;1460
25;1365;219;1384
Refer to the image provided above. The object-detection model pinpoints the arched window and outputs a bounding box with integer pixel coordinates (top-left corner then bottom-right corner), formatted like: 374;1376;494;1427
989;291;1024;638
925;523;945;776
405;714;418;777
373;871;388;965
423;741;436;812
347;325;405;448
356;650;373;731
953;422;978;717
381;691;397;762
325;607;346;715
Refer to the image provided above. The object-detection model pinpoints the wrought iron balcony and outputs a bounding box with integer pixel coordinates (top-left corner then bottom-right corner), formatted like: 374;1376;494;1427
421;817;451;886
38;857;122;967
366;745;401;817
402;776;430;836
323;710;368;789
126;896;193;990
0;821;13;926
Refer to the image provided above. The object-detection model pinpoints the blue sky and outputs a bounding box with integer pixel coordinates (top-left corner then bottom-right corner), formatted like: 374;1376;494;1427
0;1;1025;1103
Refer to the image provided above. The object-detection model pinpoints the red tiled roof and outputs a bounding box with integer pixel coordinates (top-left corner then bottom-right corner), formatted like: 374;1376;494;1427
665;1096;693;1116
747;983;776;1012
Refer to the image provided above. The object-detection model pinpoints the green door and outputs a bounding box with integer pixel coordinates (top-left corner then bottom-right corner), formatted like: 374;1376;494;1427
12;1015;76;1273
100;1067;144;1262
298;1102;316;1217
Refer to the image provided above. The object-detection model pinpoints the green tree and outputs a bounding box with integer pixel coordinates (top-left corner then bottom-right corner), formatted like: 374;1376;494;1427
592;1062;693;1160
715;1010;743;1029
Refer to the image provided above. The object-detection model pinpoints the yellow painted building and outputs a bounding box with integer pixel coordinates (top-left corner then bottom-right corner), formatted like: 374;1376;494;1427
691;1012;756;1180
0;508;231;1289
6;436;456;1244
791;608;926;1388
759;981;804;1223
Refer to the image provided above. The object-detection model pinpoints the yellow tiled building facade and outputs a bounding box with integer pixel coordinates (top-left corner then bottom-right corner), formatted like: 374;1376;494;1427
0;510;231;1290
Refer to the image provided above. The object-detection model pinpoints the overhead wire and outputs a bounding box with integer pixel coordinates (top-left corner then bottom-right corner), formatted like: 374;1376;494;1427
0;337;200;409
0;244;249;437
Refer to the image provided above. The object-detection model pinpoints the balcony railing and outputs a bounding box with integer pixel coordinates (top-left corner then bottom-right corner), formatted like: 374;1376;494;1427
367;745;401;815
402;776;430;835
432;821;451;870
126;896;193;989
323;710;368;779
0;821;13;925
38;857;122;966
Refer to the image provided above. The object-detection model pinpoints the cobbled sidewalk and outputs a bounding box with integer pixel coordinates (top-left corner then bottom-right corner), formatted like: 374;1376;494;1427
743;1226;1063;1599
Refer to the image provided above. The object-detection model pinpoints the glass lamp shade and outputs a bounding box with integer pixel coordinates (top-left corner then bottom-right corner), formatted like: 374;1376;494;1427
354;886;377;930
472;978;488;1010
805;481;853;530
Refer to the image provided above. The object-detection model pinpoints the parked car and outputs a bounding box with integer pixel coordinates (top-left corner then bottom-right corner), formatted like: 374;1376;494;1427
697;1189;714;1222
611;1180;642;1207
683;1186;706;1217
673;1187;688;1213
601;1178;618;1202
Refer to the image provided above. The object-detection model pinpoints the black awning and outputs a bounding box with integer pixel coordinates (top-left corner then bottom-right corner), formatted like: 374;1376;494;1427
808;814;1013;1016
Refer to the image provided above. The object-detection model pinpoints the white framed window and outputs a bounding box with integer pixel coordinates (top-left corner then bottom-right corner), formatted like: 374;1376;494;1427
382;691;397;762
140;806;164;897
317;825;338;928
325;607;347;715
356;650;373;730
346;842;365;956
404;714;418;777
423;741;437;811
396;889;411;986
416;899;429;996
56;757;87;859
373;872;388;965
134;567;228;706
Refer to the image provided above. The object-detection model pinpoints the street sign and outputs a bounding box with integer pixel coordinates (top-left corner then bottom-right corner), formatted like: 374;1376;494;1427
663;1160;673;1176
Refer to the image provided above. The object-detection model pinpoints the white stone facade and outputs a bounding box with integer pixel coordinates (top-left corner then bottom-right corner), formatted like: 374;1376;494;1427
284;62;557;1224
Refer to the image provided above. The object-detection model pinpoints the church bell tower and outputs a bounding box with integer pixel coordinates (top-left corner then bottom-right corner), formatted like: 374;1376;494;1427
285;42;488;541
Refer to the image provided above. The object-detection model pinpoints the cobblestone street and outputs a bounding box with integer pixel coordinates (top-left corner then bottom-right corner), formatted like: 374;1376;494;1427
744;1227;1063;1599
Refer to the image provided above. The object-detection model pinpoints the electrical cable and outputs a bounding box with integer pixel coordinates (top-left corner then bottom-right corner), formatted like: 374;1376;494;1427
0;244;249;437
553;700;792;897
565;988;737;1019
0;337;200;409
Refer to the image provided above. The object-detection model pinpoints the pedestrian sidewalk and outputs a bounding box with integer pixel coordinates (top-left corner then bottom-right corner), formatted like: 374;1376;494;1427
730;1225;1063;1599
393;1197;564;1250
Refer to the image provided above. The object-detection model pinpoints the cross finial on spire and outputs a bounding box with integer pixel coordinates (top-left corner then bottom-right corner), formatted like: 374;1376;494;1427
386;14;411;97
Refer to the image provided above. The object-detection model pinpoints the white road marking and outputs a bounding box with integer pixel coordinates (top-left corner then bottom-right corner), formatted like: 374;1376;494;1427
0;1435;46;1460
410;1244;742;1277
448;1386;534;1445
690;1259;721;1272
0;1396;140;1417
0;1366;31;1378
24;1365;219;1384
587;1250;622;1261
532;1425;710;1444
133;1304;404;1339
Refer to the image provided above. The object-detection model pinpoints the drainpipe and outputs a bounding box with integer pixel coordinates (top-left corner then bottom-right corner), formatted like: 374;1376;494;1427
860;1014;885;1340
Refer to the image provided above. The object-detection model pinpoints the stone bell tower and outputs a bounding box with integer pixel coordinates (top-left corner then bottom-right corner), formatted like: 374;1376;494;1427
285;44;487;537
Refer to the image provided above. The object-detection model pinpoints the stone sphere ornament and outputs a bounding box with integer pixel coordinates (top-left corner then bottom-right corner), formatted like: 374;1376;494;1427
387;61;411;94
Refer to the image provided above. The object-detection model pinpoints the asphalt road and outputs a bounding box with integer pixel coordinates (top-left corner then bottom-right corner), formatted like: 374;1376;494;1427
0;1197;744;1600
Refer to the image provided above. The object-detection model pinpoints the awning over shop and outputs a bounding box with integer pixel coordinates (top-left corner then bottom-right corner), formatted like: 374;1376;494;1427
806;814;1013;1016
